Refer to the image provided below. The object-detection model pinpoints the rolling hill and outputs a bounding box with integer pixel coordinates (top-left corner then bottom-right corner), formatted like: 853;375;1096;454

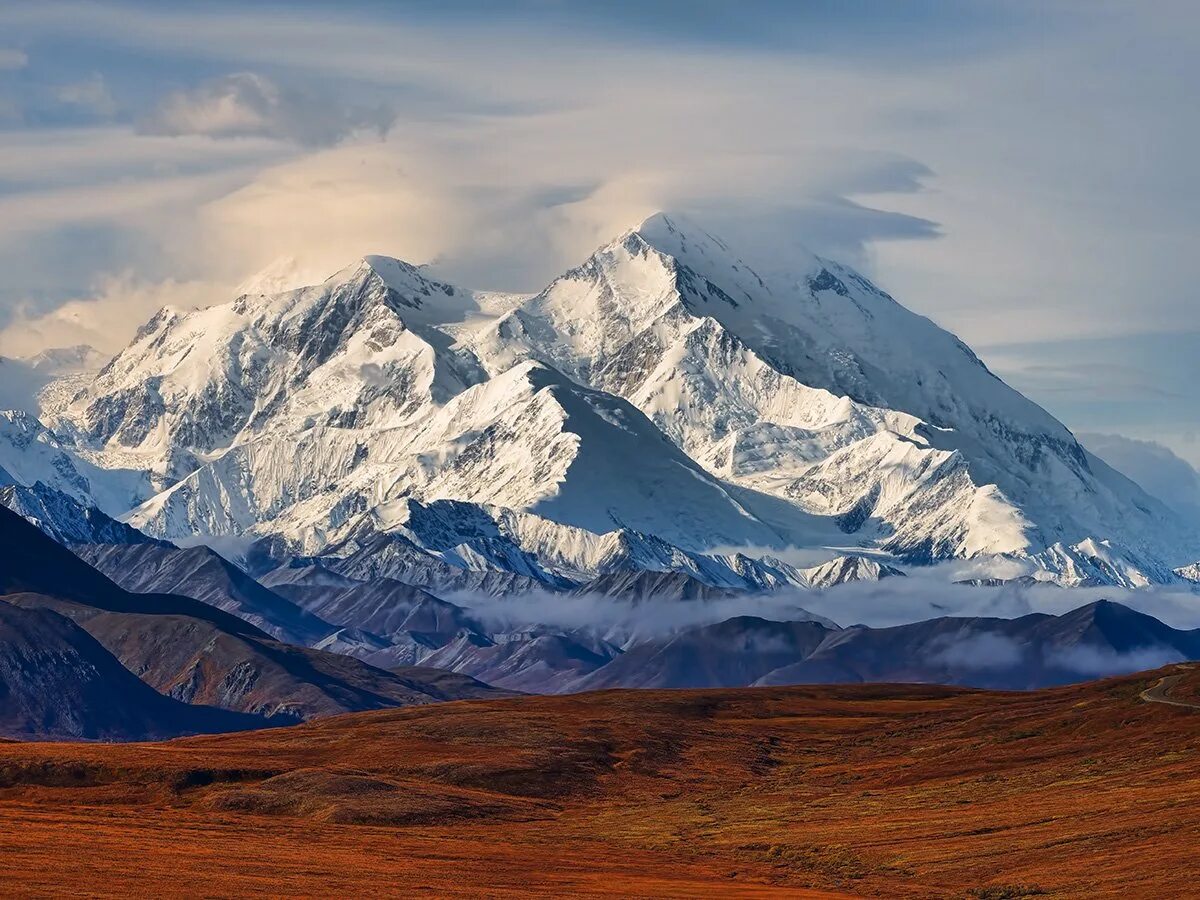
0;666;1197;895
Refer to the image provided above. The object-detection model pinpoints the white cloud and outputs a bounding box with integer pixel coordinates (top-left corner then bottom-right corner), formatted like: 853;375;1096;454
1081;433;1200;526
929;633;1024;671
141;72;394;147
1048;644;1184;677
0;164;252;233
0;274;226;356
7;2;1183;348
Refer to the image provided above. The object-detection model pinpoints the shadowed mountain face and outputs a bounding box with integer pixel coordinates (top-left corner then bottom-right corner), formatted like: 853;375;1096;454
0;506;511;730
751;600;1200;691
0;482;160;547
418;629;623;694
313;532;550;596
72;543;336;646
442;600;1200;694
0;501;267;637
267;572;457;641
568;617;832;691
0;602;268;740
267;571;483;667
567;570;745;602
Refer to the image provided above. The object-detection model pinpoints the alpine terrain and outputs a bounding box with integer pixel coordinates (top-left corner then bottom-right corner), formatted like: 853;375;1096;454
15;212;1193;592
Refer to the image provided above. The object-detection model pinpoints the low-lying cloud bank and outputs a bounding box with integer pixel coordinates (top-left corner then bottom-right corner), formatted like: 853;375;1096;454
445;572;1200;641
446;588;838;643
796;574;1200;631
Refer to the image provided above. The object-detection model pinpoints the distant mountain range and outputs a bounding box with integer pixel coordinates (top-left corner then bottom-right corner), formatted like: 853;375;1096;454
4;487;1199;735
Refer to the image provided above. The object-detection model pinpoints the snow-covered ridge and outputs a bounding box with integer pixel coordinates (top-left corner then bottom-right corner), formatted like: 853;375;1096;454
8;212;1197;588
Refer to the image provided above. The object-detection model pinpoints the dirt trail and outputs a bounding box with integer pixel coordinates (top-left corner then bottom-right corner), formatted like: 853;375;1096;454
1140;667;1200;710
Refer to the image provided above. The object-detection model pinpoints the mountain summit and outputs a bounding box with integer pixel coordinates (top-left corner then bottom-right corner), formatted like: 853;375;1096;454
14;213;1198;584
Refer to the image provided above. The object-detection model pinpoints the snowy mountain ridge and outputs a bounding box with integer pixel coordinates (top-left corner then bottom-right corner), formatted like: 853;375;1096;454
10;212;1198;588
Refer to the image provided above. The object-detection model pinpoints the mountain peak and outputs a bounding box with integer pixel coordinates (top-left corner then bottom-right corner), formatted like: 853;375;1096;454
327;253;421;286
623;211;823;280
25;209;1197;588
621;211;738;264
22;344;109;375
313;254;482;328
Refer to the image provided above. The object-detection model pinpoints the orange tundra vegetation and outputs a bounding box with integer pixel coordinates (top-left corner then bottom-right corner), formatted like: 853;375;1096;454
1;666;1200;898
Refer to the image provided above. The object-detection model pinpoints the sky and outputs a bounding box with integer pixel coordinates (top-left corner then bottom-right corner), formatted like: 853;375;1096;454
0;1;1196;472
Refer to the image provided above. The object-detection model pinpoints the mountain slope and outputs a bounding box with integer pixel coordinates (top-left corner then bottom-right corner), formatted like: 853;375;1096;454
0;502;269;636
71;542;336;645
0;506;507;720
124;359;788;553
0;601;267;740
0;411;150;517
28;212;1198;584
1;481;160;547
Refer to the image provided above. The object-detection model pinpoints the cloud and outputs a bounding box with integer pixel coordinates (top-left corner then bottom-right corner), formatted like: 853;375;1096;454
183;112;940;297
56;73;116;118
140;72;395;147
1081;433;1200;526
444;587;836;644
0;273;225;356
0;48;26;70
0;127;285;188
1047;644;1184;677
994;363;1185;403
916;622;1186;679
929;632;1024;670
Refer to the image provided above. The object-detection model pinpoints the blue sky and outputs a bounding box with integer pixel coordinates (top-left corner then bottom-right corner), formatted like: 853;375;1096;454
0;1;1196;468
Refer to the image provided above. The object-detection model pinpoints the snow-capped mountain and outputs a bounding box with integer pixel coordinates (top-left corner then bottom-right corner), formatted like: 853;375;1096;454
462;214;1187;569
23;344;109;376
14;213;1198;587
0;410;150;516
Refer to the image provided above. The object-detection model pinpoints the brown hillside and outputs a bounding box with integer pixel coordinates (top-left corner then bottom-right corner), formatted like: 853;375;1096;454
1;665;1200;897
